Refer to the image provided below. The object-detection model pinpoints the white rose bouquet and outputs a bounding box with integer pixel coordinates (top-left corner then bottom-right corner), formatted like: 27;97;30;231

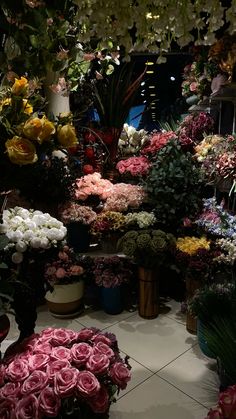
118;124;149;156
0;207;67;264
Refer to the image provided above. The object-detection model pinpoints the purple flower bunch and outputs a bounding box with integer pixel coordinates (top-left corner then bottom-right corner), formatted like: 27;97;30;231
178;112;214;144
93;256;133;288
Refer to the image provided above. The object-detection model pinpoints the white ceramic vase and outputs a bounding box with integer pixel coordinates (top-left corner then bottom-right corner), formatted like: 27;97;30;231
46;281;84;318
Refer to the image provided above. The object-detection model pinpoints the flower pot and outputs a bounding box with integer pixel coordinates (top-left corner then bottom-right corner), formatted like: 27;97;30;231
66;222;91;253
186;277;201;334
46;282;84;318
138;267;159;319
197;319;215;359
100;286;123;315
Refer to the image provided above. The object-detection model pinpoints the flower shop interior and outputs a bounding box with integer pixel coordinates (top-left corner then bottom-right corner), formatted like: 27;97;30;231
1;1;236;418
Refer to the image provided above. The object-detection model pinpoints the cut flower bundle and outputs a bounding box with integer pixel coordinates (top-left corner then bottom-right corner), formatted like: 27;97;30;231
0;327;131;418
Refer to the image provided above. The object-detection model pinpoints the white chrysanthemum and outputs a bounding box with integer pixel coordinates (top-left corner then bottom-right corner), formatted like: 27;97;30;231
15;240;27;252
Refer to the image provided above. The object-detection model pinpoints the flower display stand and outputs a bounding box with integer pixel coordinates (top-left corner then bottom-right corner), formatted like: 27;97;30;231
138;267;159;319
46;282;84;318
186;277;201;334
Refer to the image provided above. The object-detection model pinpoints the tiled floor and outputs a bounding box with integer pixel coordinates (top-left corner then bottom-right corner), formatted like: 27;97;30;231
2;299;219;419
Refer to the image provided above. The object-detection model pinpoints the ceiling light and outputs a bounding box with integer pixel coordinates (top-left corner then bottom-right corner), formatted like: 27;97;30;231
149;86;155;88
143;100;147;103
141;81;145;86
146;70;154;74
141;93;145;96
150;93;156;96
170;76;176;81
145;61;154;66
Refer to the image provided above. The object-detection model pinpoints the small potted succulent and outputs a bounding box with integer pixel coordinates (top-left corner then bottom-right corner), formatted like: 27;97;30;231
117;229;176;319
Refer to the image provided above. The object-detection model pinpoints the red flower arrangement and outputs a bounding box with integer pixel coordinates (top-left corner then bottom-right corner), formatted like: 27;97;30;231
206;384;236;418
141;131;177;156
178;112;215;144
0;327;131;418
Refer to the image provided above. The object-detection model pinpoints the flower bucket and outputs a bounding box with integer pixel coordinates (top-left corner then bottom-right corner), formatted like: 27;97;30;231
46;282;84;318
197;319;215;359
100;286;123;315
66;222;91;253
138;267;159;319
186;277;201;334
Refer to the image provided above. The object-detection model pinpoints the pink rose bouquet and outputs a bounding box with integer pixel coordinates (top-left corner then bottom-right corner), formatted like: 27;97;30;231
44;246;84;286
74;173;113;202
0;327;131;418
116;156;150;177
206;384;236;418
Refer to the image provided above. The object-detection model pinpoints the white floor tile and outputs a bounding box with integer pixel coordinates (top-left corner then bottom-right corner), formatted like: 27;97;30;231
161;299;186;325
77;308;137;330
35;305;85;333
157;343;219;408
104;314;197;372
118;352;154;398
110;374;208;419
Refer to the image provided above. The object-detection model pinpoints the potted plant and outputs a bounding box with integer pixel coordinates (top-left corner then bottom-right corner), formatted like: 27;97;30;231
0;326;132;418
143;139;203;231
93;256;133;315
176;235;219;333
117;229;176;319
59;202;97;252
188;283;236;358
44;246;85;318
0;206;67;339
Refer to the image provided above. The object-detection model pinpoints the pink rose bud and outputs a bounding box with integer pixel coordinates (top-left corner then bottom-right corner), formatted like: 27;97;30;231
28;353;50;372
21;370;48;395
0;381;21;398
207;407;224;418
77;371;100;397
0;399;16;419
86;353;110;375
33;342;52;355
77;328;96;341
47;360;70;382
88;386;109;413
51;328;72;346
54;368;78;397
6;359;29;382
91;334;112;346
51;346;72;362
109;362;131;389
38;386;61;417
15;394;39;419
71;343;93;366
93;342;114;359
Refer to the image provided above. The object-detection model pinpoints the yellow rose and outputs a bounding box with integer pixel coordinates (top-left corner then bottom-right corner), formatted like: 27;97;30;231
0;98;12;111
23;117;43;140
5;136;38;165
38;116;55;143
11;77;29;96
22;99;33;115
57;124;78;148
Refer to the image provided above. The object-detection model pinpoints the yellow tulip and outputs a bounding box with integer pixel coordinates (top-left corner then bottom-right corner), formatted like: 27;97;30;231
38;116;55;143
5;136;38;165
22;99;33;115
57;124;78;148
11;77;29;96
23;117;43;140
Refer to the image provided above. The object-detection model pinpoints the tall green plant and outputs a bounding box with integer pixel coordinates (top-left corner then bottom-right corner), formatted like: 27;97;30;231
144;139;203;230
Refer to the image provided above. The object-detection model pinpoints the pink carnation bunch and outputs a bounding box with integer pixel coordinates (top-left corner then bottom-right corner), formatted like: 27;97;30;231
59;202;97;225
103;183;146;212
206;384;236;418
141;131;177;155
0;327;131;418
74;173;113;201
116;156;150;177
